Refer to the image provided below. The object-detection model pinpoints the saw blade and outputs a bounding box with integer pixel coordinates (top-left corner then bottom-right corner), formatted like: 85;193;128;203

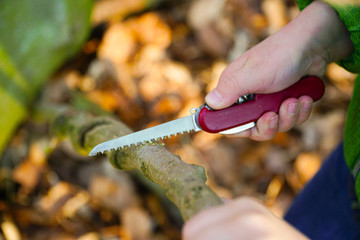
89;115;200;156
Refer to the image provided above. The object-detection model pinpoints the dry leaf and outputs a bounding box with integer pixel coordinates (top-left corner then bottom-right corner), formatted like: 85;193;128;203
92;0;148;24
151;95;183;117
162;61;201;99
206;61;227;94
61;191;90;219
12;143;46;194
263;148;290;175
1;215;21;240
86;90;119;111
294;152;321;184
187;0;225;29
98;23;136;64
12;160;40;194
89;176;138;213
265;175;283;201
133;45;166;77
327;63;356;95
138;65;166;101
128;13;172;49
100;225;128;239
261;0;288;34
121;207;153;240
78;232;101;240
39;182;77;214
203;143;238;187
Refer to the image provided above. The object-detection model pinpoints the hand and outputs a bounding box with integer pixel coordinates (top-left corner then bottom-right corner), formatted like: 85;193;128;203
182;197;309;240
206;1;353;141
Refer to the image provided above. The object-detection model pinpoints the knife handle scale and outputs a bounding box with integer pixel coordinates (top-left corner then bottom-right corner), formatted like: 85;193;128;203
197;76;325;133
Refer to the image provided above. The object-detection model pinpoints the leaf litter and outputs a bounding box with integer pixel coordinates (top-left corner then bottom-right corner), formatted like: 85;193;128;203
0;0;354;239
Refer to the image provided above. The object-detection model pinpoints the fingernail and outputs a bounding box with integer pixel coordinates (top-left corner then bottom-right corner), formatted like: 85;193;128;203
287;103;298;116
302;101;312;112
205;89;223;106
269;115;278;129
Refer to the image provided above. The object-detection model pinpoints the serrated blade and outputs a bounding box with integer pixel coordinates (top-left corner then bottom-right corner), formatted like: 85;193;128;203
89;115;200;156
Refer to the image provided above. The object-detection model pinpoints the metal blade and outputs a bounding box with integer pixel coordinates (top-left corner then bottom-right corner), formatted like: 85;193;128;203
219;122;255;134
89;115;200;156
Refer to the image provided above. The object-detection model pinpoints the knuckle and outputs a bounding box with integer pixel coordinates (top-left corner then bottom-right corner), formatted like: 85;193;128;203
219;70;240;90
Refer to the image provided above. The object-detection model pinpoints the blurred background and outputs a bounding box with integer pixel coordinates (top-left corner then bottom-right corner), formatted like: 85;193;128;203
0;0;357;239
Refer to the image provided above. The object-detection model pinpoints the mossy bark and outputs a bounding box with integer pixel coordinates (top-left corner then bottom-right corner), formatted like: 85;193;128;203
50;108;222;220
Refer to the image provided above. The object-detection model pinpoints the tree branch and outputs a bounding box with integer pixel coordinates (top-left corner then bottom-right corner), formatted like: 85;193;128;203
48;106;222;220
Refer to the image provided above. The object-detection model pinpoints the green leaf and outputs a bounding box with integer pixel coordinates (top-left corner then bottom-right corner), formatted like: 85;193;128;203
0;0;93;155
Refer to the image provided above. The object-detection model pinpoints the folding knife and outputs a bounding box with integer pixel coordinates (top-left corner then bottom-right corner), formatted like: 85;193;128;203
89;76;325;156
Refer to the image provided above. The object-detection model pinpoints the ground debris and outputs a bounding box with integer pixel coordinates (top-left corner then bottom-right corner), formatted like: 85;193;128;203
0;0;353;239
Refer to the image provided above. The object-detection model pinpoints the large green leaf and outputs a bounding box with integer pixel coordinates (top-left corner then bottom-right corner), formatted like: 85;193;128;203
0;0;93;155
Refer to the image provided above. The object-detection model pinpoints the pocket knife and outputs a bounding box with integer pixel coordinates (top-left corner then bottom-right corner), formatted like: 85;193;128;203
89;76;325;156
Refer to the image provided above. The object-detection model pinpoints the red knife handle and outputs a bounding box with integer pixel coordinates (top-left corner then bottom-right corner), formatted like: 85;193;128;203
197;76;325;133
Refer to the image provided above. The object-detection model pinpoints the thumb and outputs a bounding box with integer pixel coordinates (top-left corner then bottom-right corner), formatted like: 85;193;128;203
205;68;256;110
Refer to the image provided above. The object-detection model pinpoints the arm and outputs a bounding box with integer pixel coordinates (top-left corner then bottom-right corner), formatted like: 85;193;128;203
206;1;353;141
183;1;354;239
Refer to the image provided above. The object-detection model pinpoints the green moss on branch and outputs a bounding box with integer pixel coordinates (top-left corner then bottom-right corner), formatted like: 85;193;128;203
49;108;222;220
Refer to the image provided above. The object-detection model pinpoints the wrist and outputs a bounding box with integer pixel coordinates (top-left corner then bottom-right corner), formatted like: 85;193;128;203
282;1;354;76
304;1;354;71
308;1;353;60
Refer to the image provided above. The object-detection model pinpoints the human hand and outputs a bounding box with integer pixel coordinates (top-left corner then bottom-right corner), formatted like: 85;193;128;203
182;197;309;240
206;1;353;140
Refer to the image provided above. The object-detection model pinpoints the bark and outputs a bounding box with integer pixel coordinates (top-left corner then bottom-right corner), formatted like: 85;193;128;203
48;106;222;221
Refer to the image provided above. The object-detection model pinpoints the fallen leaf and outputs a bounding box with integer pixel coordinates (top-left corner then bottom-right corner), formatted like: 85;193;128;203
151;95;183;117
128;12;172;49
327;62;356;95
89;175;138;213
92;0;149;24
294;152;321;184
98;23;136;64
187;0;226;29
12;143;46;194
1;215;21;240
265;175;283;201
62;191;90;219
78;232;101;240
261;0;288;34
86;90;119;111
121;206;153;240
39;182;77;214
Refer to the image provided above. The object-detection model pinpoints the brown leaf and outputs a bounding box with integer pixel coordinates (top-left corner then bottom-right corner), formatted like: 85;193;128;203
86;90;119;111
98;23;136;64
261;0;288;34
61;191;90;219
12;143;46;194
265;175;284;202
92;0;148;24
138;65;166;102
39;182;77;214
78;232;101;240
294;152;321;184
1;215;21;240
89;176;138;213
161;61;201;99
327;62;356;95
121;207;153;240
187;0;225;29
12;160;40;194
151;95;183;117
127;13;172;49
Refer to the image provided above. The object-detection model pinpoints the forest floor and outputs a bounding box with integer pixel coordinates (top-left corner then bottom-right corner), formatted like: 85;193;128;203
0;0;357;239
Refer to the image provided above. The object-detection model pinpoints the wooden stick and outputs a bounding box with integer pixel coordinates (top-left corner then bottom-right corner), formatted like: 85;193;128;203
49;108;222;220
